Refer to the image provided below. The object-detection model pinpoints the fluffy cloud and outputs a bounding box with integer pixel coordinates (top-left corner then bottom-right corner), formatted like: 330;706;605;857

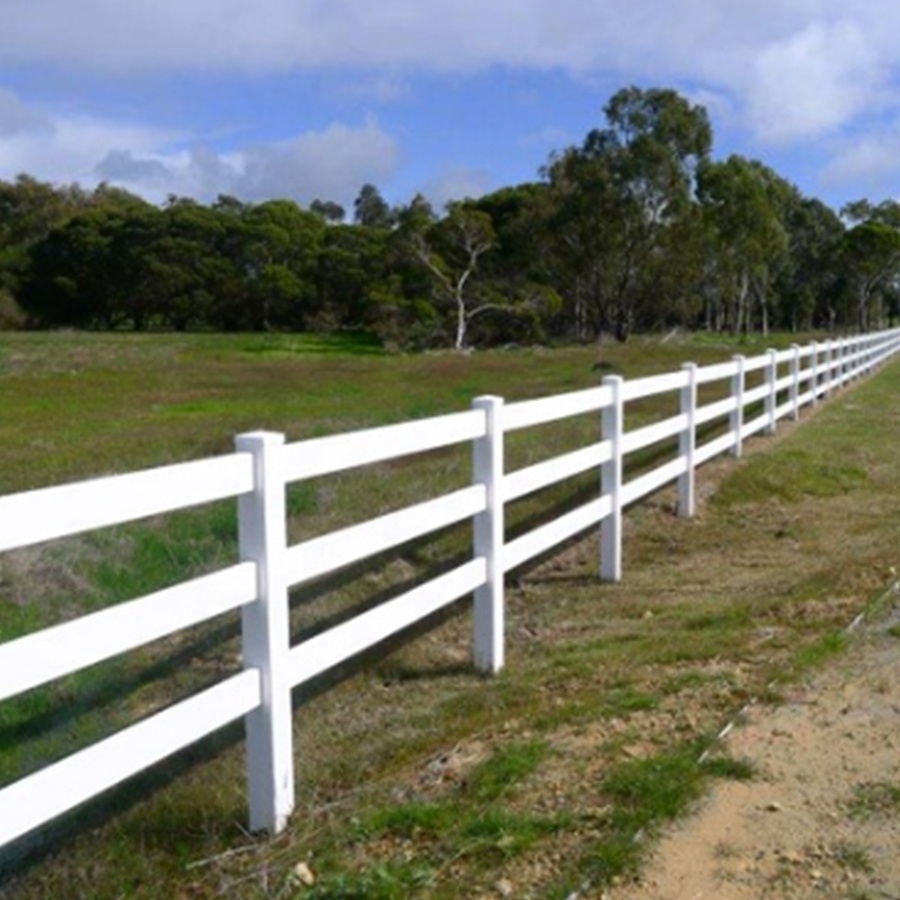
3;2;899;143
746;21;886;143
95;149;171;185
420;165;494;209
0;97;185;187
0;0;889;77
0;87;53;138
4;2;900;207
96;119;401;207
236;118;401;205
0;88;400;207
821;128;900;201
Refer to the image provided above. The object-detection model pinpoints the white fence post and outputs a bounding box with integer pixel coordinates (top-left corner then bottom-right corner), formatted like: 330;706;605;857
810;341;819;406
731;354;745;458
678;362;698;518
765;349;778;435
601;375;624;581
236;431;294;834
472;396;505;674
825;340;834;397
790;344;801;420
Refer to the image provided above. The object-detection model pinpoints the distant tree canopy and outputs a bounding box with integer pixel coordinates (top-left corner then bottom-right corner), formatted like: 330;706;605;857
2;86;899;345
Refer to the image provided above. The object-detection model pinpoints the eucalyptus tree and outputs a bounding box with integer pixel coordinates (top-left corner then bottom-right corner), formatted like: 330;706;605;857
18;204;165;329
777;196;844;331
696;155;789;335
239;199;325;330
838;200;900;331
310;199;346;223
315;223;390;330
353;183;394;229
404;201;497;349
469;182;561;342
149;202;234;330
545;86;712;341
0;174;92;307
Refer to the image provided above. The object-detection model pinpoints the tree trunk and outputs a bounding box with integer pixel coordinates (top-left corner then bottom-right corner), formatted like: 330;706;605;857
858;285;869;333
455;291;467;350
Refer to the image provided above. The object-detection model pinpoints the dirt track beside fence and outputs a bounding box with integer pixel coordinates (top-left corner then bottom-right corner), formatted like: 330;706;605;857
609;595;900;900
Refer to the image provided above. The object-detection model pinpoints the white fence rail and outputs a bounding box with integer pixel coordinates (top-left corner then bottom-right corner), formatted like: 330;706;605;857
2;329;900;848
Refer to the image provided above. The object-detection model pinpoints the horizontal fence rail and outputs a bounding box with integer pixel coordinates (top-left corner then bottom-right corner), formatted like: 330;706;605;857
1;328;900;849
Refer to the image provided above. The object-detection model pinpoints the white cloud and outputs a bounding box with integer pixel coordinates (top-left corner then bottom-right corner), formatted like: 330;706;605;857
420;165;493;209
236;117;401;204
0;87;53;138
0;95;185;186
746;21;885;143
4;1;900;208
2;2;898;143
0;0;884;77
821;128;900;200
108;118;402;207
95;149;170;184
0;87;401;207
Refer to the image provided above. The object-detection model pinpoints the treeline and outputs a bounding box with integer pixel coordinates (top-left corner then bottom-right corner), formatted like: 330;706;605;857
2;86;899;346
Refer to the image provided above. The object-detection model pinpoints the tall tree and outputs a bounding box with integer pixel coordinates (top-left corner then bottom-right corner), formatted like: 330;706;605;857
239;200;325;330
545;87;712;341
406;203;497;349
310;199;346;223
353;184;394;229
839;200;900;331
697;156;790;335
315;225;388;330
777;197;844;331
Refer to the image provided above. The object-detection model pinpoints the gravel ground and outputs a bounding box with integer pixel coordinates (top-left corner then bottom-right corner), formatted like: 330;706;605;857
607;592;900;900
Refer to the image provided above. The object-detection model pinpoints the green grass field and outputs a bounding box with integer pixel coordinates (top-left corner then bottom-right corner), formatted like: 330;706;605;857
1;330;899;899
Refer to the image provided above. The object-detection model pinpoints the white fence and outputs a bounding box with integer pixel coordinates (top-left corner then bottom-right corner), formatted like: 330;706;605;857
1;330;899;849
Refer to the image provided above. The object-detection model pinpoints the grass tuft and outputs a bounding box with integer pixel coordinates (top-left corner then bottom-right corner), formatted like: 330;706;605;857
551;745;753;893
463;739;549;802
701;755;755;781
849;781;900;820
601;747;708;832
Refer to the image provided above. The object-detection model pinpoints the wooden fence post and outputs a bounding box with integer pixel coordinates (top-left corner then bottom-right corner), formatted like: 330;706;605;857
824;341;834;397
731;354;745;458
236;431;294;834
472;396;505;674
601;375;624;581
678;362;697;518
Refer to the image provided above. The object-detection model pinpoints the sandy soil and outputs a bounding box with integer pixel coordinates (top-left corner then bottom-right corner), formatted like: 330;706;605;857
606;595;900;900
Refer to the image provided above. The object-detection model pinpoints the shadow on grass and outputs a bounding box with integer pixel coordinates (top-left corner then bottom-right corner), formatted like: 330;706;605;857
0;458;636;889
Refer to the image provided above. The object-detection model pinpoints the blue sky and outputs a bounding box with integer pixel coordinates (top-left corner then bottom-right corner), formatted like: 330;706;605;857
2;1;899;215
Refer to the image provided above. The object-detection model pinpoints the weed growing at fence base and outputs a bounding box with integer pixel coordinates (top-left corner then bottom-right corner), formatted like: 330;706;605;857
1;332;899;899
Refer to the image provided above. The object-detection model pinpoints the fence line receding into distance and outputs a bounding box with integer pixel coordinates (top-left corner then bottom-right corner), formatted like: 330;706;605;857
1;329;899;848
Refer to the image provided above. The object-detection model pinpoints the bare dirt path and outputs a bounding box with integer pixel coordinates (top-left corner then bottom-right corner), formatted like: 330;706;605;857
607;596;900;900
